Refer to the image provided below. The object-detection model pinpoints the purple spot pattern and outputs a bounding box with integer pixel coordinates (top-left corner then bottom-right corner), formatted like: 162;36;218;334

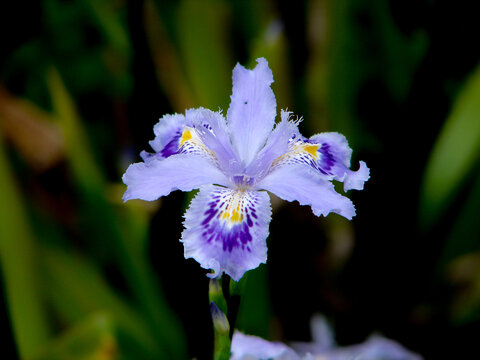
157;126;218;164
317;143;336;175
160;132;181;158
270;140;338;176
201;187;260;253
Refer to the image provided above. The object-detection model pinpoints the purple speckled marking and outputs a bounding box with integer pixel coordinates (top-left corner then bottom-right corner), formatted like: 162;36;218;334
318;143;336;174
202;122;213;131
271;139;340;177
200;188;258;253
160;132;181;157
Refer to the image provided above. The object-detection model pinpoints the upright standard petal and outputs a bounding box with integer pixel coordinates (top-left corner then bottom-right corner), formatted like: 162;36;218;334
181;185;271;281
122;154;229;201
227;58;277;166
258;165;355;220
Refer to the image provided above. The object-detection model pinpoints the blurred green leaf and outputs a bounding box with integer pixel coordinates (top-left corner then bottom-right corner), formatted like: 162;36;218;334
176;0;232;109
41;245;162;359
32;313;117;360
447;251;480;325
326;0;426;148
46;67;186;359
46;67;104;191
250;17;292;116
0;129;50;358
83;0;132;97
439;167;480;268
84;0;130;57
420;64;480;229
438;168;480;325
0;86;64;172
143;0;195;112
235;265;272;339
41;0;131;98
305;0;329;133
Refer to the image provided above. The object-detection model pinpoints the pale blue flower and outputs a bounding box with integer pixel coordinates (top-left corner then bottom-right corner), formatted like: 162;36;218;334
231;315;423;360
231;331;305;360
122;58;369;281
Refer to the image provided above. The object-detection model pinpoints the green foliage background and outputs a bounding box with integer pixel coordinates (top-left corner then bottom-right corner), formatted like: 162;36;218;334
1;0;480;358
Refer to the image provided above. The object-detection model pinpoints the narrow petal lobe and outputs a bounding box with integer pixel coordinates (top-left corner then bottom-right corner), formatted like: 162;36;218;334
181;185;272;281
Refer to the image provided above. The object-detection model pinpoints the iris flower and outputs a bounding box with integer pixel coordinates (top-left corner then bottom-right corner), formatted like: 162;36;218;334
122;58;369;281
231;315;422;360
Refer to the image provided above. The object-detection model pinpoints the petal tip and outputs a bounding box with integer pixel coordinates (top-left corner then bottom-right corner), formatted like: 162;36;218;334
344;161;370;191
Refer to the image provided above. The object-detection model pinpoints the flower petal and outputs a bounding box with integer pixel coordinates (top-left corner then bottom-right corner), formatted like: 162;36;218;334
231;331;301;360
258;165;356;220
307;335;423;360
309;132;370;191
186;108;242;176
148;113;190;159
122;154;229;201
181;185;272;281
269;132;369;192
142;109;240;176
245;110;300;181
227;58;277;166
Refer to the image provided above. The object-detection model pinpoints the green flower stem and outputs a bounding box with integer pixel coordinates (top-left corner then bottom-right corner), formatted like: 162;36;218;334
209;278;235;360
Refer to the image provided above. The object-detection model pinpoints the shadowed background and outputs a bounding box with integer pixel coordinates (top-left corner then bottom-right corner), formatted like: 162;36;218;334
1;0;480;359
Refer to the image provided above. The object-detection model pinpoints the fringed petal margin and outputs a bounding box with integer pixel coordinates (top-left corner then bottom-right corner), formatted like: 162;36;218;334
181;185;272;281
258;164;356;220
267;131;369;193
308;132;370;191
122;154;229;201
245;110;300;180
148;113;190;158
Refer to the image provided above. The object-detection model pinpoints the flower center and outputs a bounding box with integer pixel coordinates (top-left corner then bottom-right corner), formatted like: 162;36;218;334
232;174;254;189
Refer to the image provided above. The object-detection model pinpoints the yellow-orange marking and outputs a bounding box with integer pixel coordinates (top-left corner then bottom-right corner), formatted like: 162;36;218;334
179;128;192;146
219;192;245;224
303;144;319;159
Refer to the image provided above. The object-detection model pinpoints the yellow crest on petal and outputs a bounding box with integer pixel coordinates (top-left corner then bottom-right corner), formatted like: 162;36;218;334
180;128;192;147
219;191;246;225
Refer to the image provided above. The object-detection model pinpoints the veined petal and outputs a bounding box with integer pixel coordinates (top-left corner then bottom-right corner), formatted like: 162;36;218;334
181;185;272;281
309;132;370;191
258;165;356;220
143;109;240;176
148;113;190;158
186;108;241;176
122;154;229;201
269;132;369;192
245;110;300;181
227;58;277;166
